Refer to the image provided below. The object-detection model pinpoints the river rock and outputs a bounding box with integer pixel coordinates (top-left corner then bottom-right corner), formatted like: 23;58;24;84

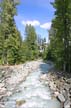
0;104;5;108
40;74;47;80
62;90;68;100
44;81;49;85
64;100;71;108
16;99;26;107
6;91;12;96
57;93;65;102
50;81;56;91
0;83;4;88
54;91;60;97
0;87;6;95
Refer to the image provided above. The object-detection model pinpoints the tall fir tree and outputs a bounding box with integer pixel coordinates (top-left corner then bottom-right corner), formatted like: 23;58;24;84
0;0;22;64
25;24;39;60
49;0;71;72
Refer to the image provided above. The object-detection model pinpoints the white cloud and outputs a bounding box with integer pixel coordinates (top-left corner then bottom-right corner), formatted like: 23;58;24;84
40;22;51;29
22;20;40;26
22;20;51;30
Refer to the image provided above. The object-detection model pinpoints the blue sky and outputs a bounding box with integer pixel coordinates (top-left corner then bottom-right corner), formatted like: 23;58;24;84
14;0;55;42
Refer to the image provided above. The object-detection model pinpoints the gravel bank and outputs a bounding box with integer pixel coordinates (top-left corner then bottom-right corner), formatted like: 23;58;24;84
40;67;71;108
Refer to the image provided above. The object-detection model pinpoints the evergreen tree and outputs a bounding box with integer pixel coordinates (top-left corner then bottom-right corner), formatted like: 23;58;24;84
49;0;71;72
25;24;39;60
0;0;22;64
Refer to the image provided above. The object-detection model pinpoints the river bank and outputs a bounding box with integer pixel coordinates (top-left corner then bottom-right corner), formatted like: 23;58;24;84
0;60;41;107
40;62;71;108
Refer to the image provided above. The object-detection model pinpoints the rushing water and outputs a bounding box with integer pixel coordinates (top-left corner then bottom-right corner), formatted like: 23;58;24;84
5;62;61;108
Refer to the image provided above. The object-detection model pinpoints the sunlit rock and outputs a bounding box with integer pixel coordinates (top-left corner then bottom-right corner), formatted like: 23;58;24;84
16;99;26;107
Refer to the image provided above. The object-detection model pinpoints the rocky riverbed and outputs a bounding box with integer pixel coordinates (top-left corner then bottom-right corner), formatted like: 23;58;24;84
0;60;61;108
0;60;40;107
40;62;71;108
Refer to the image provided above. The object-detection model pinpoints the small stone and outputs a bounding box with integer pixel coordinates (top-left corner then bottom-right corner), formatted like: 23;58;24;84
40;74;47;80
16;100;26;106
69;88;71;94
0;87;6;95
62;90;68;100
0;104;5;108
54;91;59;97
6;91;12;96
64;100;70;108
0;83;4;88
44;81;49;85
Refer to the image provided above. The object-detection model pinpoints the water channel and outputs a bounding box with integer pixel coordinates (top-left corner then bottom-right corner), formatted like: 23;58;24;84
5;62;61;108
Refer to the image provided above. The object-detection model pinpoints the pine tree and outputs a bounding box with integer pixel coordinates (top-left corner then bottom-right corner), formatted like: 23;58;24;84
49;0;71;72
0;0;22;64
25;24;39;60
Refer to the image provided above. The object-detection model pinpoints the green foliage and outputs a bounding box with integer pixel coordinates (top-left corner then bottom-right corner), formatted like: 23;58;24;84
43;45;54;61
23;24;39;61
47;0;71;72
0;0;40;65
0;0;22;65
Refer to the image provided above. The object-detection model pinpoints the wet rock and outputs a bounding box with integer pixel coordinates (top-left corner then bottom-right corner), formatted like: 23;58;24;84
40;74;47;80
62;90;68;100
0;82;6;95
44;81;49;85
57;93;65;102
69;88;71;94
0;87;6;95
6;91;12;96
54;91;60;97
0;83;4;88
49;82;56;91
66;79;71;85
16;99;26;107
64;100;71;108
0;104;5;108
